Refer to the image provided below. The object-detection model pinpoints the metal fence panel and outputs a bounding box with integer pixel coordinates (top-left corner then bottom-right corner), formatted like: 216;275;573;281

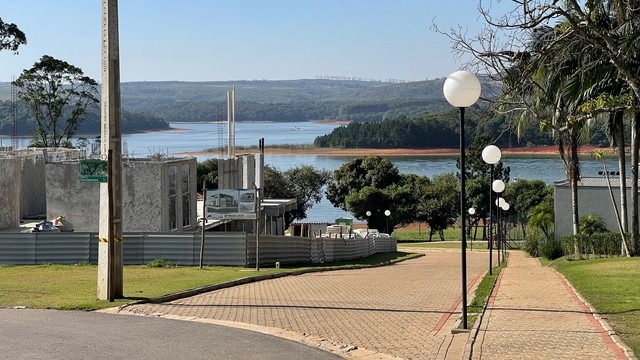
0;233;36;264
252;235;311;266
143;233;197;266
0;232;396;266
35;232;92;264
196;232;247;266
122;233;145;265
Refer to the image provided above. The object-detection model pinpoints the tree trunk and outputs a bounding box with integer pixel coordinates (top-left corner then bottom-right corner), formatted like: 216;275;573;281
632;112;640;255
616;112;628;236
602;156;630;256
569;130;581;256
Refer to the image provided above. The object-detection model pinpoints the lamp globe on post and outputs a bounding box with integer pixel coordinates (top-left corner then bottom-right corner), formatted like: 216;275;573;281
443;70;481;330
482;145;501;275
384;210;391;234
493;178;506;266
365;211;371;230
468;207;476;251
492;179;505;194
501;202;510;261
495;194;506;264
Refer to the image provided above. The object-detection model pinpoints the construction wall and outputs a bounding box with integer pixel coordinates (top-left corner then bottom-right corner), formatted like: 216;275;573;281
0;158;21;230
218;155;256;190
45;162;100;231
45;157;197;232
20;156;46;218
122;161;163;231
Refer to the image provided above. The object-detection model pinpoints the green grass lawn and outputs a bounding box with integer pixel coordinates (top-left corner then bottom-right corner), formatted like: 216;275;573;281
0;252;418;310
550;257;640;356
399;240;490;250
394;227;461;241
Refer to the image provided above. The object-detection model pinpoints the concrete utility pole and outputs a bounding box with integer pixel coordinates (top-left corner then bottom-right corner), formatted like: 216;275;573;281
97;0;123;301
227;86;235;158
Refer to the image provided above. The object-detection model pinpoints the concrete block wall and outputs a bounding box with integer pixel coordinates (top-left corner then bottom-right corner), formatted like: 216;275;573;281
123;161;163;231
45;157;197;232
20;156;46;218
0;158;21;230
45;162;100;231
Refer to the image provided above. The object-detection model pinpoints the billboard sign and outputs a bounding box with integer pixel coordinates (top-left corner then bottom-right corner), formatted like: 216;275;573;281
205;189;257;220
79;160;108;183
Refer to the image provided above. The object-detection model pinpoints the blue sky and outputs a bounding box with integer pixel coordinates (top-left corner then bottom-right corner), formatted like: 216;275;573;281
1;1;497;83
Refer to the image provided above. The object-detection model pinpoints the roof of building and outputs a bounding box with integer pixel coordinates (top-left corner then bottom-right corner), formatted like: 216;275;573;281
554;177;637;188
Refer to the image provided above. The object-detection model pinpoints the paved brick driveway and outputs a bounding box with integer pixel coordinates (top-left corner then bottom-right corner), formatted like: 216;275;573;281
119;249;488;359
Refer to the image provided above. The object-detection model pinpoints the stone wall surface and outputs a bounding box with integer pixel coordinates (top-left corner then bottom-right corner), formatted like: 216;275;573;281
0;158;20;230
123;161;163;231
45;162;100;231
20;157;46;218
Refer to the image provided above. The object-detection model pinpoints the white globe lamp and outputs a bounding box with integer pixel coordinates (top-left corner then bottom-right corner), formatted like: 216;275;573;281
482;145;502;165
443;71;481;108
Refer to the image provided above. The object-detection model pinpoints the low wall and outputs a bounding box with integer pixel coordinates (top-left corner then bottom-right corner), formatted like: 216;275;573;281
0;232;398;266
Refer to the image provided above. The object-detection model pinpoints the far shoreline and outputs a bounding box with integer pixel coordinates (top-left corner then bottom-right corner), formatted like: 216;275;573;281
181;145;610;157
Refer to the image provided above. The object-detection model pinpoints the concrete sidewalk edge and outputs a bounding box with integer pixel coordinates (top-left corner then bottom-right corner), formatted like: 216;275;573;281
553;267;637;360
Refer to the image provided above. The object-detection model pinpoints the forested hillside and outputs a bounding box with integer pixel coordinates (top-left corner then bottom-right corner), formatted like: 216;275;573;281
0;78;615;148
0;78;468;125
0;100;170;136
314;109;614;149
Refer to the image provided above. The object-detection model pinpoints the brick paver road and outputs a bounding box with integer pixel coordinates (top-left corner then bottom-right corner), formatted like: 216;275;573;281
119;249;489;359
471;251;632;360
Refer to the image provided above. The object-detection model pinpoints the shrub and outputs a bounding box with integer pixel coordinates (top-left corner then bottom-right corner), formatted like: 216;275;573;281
147;258;173;268
523;233;540;257
540;237;564;260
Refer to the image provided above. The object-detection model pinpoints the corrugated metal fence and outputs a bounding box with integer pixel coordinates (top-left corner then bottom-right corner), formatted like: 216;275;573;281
0;232;397;266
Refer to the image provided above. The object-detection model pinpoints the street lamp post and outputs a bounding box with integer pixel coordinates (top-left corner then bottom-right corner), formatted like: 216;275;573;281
501;202;510;260
384;209;391;234
495;194;506;264
482;145;501;275
443;70;481;330
468;207;476;251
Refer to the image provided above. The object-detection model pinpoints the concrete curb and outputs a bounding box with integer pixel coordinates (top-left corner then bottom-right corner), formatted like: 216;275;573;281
553;267;637;360
462;253;508;359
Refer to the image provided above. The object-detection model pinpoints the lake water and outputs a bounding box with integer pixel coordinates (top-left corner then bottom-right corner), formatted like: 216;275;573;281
10;121;624;222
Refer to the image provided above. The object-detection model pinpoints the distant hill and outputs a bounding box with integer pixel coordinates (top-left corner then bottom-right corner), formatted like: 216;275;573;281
0;78;500;124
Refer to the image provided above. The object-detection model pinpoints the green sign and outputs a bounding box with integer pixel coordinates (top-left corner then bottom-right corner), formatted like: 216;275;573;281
80;160;108;183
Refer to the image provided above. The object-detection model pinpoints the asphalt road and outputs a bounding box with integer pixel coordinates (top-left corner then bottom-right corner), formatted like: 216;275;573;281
0;309;342;360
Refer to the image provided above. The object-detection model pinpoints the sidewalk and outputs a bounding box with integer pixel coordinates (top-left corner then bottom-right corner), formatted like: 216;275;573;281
113;249;636;359
470;251;633;359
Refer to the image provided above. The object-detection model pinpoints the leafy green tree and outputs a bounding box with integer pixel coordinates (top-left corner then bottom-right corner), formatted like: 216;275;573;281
528;202;554;238
345;187;394;233
0;17;26;53
423;173;459;241
197;159;218;192
262;164;330;228
345;183;415;234
326;156;401;211
283;165;331;223
13;55;98;148
503;180;551;239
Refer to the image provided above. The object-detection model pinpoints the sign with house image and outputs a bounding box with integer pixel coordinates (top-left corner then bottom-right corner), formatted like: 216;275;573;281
205;189;257;220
